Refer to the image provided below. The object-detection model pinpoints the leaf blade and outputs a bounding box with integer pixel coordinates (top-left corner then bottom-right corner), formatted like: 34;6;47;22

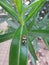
42;38;49;50
9;26;28;65
0;0;18;21
24;0;41;13
25;0;46;22
27;37;37;61
31;30;49;34
14;0;22;14
0;31;14;43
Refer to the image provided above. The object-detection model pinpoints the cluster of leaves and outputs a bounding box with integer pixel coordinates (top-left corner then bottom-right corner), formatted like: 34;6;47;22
0;0;49;65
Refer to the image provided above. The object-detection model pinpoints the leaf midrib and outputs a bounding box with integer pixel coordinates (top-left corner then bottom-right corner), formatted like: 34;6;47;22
17;25;23;65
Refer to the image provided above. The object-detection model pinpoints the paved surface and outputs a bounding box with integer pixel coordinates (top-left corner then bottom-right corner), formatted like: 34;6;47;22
36;40;49;65
0;40;11;65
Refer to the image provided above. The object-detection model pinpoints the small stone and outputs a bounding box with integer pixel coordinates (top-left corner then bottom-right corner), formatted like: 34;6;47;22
41;10;45;14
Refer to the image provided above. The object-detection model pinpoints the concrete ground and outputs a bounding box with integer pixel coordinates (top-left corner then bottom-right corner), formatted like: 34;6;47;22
0;40;11;65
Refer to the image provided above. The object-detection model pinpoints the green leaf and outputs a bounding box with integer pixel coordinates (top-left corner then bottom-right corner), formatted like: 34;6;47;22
0;0;18;21
27;14;37;31
28;29;49;50
9;26;28;65
33;39;38;52
14;0;22;14
0;31;14;43
24;0;41;13
25;0;46;22
31;30;49;34
42;38;49;50
35;14;48;30
27;37;37;61
28;30;49;39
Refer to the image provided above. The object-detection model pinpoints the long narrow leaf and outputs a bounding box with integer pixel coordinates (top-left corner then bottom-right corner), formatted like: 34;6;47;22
9;26;28;65
27;14;37;31
14;0;22;14
24;0;41;13
27;37;37;61
42;38;49;50
0;31;14;43
0;0;18;21
30;30;49;34
25;0;46;22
